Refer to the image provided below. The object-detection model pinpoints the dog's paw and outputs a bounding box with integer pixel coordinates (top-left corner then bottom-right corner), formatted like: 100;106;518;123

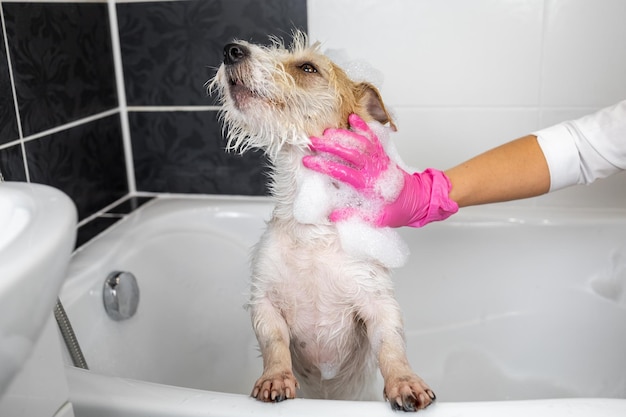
384;374;436;412
251;370;299;403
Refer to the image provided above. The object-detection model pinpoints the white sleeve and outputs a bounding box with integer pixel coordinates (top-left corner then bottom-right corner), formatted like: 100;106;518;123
535;100;626;192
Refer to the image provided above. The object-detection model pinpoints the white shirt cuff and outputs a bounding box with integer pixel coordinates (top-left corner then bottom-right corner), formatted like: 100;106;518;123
534;123;581;192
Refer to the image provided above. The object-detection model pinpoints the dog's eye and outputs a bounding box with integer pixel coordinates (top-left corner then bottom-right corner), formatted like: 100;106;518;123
300;63;318;74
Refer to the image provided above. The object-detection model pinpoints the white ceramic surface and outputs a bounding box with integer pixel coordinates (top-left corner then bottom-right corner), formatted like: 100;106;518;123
66;367;626;417
61;196;626;416
0;182;77;397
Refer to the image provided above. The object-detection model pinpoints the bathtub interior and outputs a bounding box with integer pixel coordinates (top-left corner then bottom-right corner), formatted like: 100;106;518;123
62;197;267;395
397;213;626;401
60;196;626;403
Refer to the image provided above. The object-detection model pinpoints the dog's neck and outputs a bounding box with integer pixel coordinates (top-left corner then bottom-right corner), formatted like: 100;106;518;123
266;145;309;222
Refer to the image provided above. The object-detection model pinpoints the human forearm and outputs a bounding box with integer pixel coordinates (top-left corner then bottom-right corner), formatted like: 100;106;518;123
444;135;551;208
304;120;551;227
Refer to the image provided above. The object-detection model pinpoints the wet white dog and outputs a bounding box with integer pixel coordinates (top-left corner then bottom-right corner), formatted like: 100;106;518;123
210;31;435;412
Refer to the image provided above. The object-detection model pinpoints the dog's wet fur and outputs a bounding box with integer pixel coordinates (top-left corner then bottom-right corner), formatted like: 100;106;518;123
209;31;435;411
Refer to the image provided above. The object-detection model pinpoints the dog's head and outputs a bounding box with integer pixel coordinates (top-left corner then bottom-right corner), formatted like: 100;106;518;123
210;31;395;158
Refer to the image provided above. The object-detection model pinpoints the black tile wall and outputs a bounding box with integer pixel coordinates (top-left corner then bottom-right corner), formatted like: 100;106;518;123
75;196;153;248
1;1;124;227
130;111;268;195
119;0;307;195
0;0;307;244
118;0;308;106
3;2;118;137
75;216;122;249
0;27;18;145
0;144;27;181
25;115;128;220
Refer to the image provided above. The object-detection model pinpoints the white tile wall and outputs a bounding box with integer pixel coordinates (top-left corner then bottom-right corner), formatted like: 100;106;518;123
391;107;540;170
310;0;545;107
541;0;626;107
308;0;626;208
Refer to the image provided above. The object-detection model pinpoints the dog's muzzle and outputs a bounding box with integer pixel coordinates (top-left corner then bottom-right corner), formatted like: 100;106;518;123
224;43;249;65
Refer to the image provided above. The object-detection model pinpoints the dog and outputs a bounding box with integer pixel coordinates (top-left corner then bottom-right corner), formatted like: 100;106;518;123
209;31;435;412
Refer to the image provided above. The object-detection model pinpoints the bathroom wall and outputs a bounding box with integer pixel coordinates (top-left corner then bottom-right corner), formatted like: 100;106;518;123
0;0;306;243
0;2;125;222
308;0;626;209
117;0;305;195
1;0;625;237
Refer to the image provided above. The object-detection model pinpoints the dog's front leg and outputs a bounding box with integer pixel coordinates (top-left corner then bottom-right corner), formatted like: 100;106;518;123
250;297;299;402
364;300;436;411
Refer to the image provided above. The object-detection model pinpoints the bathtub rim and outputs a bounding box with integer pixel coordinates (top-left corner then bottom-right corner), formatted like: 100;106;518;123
66;367;626;417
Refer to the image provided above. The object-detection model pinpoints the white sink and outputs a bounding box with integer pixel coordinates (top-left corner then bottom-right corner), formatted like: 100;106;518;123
0;182;77;397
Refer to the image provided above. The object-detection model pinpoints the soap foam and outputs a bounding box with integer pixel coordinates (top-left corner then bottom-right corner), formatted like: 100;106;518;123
324;49;385;88
293;171;333;224
319;362;339;380
294;122;412;268
336;219;410;269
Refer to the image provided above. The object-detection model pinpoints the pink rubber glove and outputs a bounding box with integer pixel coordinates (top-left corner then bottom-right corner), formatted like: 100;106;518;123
302;114;459;228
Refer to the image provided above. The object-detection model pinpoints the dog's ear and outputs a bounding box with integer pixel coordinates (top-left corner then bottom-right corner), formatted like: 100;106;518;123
355;82;397;132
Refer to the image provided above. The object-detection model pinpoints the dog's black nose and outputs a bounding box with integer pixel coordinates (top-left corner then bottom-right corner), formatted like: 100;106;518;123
224;43;249;65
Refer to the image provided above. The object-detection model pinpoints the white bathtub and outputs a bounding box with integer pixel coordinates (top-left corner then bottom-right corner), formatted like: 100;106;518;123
60;195;626;416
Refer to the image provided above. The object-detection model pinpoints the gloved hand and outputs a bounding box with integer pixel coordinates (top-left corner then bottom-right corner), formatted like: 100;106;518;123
302;114;458;228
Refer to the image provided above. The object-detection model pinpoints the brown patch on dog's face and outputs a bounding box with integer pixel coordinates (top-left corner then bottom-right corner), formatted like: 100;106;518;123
282;53;396;134
210;31;395;155
284;59;324;89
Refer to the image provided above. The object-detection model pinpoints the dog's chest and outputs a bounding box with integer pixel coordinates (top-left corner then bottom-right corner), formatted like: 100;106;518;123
270;244;361;323
261;223;378;335
273;254;368;375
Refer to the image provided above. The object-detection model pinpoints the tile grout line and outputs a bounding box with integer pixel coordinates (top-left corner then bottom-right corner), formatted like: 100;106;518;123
20;108;120;144
108;0;136;194
0;105;220;152
537;0;550;128
0;2;29;181
127;105;221;112
76;192;134;228
76;192;158;229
